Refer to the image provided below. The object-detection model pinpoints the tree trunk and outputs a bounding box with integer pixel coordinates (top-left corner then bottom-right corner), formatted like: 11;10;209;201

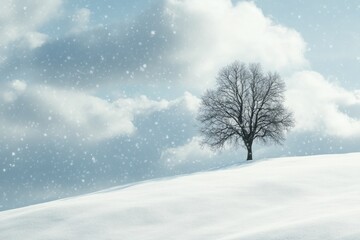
246;142;253;161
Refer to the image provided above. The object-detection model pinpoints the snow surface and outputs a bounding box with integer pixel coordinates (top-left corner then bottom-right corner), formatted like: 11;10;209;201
1;153;360;240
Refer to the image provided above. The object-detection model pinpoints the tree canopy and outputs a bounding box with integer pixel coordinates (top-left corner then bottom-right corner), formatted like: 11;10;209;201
197;61;294;160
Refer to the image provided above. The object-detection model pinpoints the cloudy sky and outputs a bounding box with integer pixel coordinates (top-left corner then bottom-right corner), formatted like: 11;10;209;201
0;0;359;210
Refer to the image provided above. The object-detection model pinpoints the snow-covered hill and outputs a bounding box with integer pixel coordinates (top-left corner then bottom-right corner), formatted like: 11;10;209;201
1;153;360;240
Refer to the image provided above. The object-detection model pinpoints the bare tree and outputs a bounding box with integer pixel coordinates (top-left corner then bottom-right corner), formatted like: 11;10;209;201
197;61;294;160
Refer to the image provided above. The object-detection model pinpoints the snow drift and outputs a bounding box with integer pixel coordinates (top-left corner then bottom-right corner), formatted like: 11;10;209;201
1;153;360;239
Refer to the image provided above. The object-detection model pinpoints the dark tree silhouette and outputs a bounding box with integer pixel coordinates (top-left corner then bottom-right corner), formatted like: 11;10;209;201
197;61;294;160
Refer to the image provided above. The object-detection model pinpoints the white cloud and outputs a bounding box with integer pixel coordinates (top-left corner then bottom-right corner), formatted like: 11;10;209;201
0;82;202;142
70;8;91;33
286;71;360;138
161;136;216;168
163;0;308;89
2;79;27;102
25;32;48;49
169;91;201;114
11;79;27;93
29;86;171;141
183;92;201;113
0;0;62;60
114;95;169;118
0;78;201;142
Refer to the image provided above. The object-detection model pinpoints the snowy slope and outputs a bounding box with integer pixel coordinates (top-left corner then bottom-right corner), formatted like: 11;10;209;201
1;153;360;240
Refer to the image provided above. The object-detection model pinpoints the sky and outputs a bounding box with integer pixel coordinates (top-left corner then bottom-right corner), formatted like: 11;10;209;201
0;0;359;211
